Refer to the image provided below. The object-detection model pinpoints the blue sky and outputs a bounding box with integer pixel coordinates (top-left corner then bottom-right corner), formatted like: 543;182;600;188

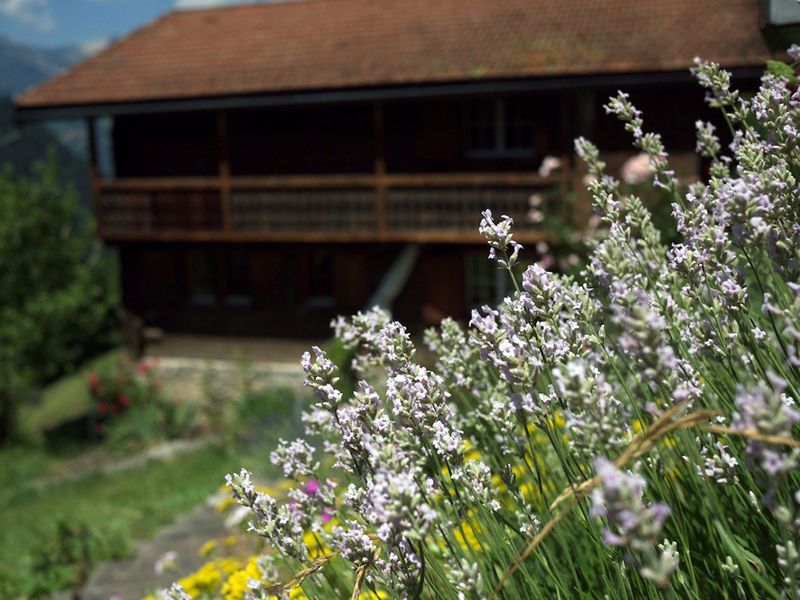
0;0;260;50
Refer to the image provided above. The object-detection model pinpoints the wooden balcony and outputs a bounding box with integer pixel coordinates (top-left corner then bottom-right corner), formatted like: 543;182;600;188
95;169;574;244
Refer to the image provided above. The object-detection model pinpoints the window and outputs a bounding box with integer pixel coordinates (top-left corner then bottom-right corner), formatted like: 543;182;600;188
466;98;533;158
306;250;335;311
465;251;510;311
764;0;800;26
187;248;252;308
224;250;252;307
188;249;217;306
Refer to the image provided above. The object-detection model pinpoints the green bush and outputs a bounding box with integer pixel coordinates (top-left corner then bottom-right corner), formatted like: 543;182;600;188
0;153;119;442
26;520;131;598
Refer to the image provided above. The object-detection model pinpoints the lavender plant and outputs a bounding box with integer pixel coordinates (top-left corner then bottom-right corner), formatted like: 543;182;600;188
164;51;800;600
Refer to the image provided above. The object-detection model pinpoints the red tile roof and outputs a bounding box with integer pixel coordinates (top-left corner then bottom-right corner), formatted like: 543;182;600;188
17;0;774;108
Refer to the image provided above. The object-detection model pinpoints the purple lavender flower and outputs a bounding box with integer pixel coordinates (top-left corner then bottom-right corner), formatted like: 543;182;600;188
591;458;677;585
479;209;523;269
270;438;319;480
731;380;799;477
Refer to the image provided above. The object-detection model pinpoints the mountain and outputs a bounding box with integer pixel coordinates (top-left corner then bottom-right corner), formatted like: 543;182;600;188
0;37;95;206
0;36;86;97
0;97;91;206
0;36;98;157
0;37;91;96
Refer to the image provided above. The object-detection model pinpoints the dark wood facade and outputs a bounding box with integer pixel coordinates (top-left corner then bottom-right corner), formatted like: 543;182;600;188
87;81;723;337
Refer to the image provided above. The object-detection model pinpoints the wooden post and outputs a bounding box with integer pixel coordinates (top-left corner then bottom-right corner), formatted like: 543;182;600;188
216;110;232;232
86;117;102;230
558;92;578;227
373;102;387;238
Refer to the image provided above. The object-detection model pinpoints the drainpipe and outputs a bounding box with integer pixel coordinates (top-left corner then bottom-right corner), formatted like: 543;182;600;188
366;243;421;312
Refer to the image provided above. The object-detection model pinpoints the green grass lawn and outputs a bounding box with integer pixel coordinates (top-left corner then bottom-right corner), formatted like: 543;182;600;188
20;348;124;436
0;445;244;598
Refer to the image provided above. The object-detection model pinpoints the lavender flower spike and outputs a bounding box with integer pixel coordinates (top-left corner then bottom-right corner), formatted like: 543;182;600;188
479;209;522;269
591;458;677;586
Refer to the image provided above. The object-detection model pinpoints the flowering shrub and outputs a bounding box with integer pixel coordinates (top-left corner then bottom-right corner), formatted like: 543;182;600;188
0;156;119;443
160;51;800;599
89;357;196;448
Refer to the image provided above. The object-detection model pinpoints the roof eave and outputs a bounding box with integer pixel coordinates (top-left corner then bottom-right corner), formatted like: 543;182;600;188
14;66;766;122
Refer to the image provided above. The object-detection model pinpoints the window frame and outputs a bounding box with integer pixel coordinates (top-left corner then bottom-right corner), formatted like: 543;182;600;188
465;98;534;160
464;251;510;312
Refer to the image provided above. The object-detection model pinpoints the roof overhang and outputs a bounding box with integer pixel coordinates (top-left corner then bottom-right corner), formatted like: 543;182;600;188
14;66;766;122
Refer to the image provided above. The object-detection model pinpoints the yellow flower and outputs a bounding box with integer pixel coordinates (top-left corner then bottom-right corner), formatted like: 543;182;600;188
198;539;218;557
666;464;682;481
519;479;559;508
255;484;279;496
222;570;251;600
178;558;242;598
215;495;236;513
277;479;296;492
300;514;340;558
453;516;483;552
221;556;265;600
359;592;389;599
491;473;506;493
629;419;677;448
512;463;526;479
463;440;482;463
303;530;332;558
290;587;308;599
465;448;482;462
519;482;540;504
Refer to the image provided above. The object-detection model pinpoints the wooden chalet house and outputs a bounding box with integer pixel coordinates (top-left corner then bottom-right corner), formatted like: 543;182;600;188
13;0;787;337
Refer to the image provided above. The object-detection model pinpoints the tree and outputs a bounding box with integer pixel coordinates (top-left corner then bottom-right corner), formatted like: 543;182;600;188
0;153;119;441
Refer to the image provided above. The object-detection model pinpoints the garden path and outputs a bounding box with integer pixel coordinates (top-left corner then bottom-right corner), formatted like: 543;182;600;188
142;334;310;405
36;437;216;489
146;334;317;364
74;504;227;600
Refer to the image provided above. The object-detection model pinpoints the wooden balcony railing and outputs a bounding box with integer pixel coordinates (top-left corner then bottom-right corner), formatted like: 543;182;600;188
95;169;572;243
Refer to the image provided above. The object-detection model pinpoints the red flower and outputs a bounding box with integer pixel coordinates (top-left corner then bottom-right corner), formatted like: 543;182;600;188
136;361;151;375
88;372;102;393
118;395;130;408
98;401;109;413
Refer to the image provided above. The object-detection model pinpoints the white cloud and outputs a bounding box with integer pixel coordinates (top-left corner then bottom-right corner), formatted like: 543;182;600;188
175;0;234;8
78;35;110;56
0;0;56;32
173;0;295;9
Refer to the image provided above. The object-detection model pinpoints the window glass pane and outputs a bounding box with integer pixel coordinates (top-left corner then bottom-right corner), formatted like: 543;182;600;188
466;98;533;156
308;250;334;305
225;249;252;307
466;99;498;153
465;251;509;311
504;98;533;151
189;249;217;305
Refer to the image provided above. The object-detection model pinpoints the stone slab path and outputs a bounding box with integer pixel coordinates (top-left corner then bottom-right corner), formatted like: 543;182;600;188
146;334;318;365
76;504;227;600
